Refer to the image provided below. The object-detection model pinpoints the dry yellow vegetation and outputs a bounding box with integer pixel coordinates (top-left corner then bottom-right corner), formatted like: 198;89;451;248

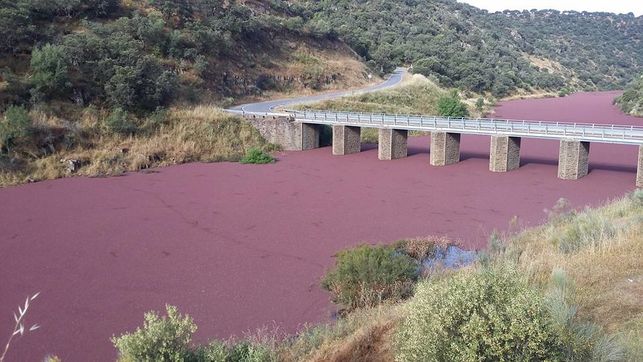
0;106;275;187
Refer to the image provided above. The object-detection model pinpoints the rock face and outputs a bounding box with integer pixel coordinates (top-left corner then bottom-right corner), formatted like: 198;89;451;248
430;132;460;166
558;140;590;180
378;129;408;160
489;136;521;172
332;125;361;155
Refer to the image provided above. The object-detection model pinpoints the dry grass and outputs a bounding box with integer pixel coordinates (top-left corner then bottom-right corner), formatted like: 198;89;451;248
0;106;275;187
278;305;403;362
298;75;447;115
494;192;643;357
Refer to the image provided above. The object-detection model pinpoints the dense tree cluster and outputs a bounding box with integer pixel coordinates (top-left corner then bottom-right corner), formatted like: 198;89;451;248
304;0;641;96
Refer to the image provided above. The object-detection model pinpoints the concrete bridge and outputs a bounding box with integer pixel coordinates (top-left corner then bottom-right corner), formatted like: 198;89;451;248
235;110;643;187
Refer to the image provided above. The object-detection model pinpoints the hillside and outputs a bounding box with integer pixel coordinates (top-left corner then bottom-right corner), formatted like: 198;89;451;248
616;74;643;117
0;0;372;112
303;0;642;96
0;0;373;186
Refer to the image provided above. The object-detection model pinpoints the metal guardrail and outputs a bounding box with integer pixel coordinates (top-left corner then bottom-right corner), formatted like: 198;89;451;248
288;110;643;145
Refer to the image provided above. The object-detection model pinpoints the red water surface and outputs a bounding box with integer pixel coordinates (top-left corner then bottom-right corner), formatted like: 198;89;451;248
0;91;641;361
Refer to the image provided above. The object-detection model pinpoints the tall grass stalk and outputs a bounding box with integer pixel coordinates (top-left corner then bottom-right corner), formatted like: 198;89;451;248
1;292;40;362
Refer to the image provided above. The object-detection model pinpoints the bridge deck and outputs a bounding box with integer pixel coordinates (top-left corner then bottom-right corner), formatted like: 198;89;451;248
289;110;643;145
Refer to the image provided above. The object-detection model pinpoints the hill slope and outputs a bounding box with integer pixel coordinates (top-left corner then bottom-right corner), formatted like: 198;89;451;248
0;0;372;111
303;0;642;96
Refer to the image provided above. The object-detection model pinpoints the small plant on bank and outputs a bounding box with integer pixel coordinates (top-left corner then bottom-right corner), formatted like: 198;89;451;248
239;148;274;164
321;244;419;311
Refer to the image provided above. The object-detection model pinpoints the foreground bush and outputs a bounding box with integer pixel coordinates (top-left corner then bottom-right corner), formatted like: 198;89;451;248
112;305;197;362
395;265;566;361
321;245;418;311
113;305;276;362
239;148;274;164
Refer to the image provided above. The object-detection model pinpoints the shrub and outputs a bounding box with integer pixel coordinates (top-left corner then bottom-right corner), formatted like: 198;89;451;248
105;107;137;136
554;212;617;253
475;97;484;112
321;244;419;310
0;105;31;153
239;148;274;164
228;341;275;362
437;90;469;118
395;265;565;361
112;305;197;362
192;341;228;362
30;44;70;99
394;236;450;261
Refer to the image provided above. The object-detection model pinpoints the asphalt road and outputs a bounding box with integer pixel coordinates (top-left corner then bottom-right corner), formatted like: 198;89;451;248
229;67;406;113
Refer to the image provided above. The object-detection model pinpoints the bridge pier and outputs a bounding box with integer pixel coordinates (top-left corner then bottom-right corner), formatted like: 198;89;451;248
558;140;590;180
430;132;461;166
300;123;320;150
332;125;361;155
637;145;643;188
378;129;408;160
489;136;521;172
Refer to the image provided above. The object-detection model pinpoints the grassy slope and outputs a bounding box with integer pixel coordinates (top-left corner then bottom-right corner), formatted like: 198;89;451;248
296;74;490;142
0;107;273;186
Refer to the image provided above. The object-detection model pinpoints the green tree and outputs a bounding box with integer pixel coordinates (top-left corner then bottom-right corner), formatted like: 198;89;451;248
0;105;31;153
437;90;469;118
30;44;70;99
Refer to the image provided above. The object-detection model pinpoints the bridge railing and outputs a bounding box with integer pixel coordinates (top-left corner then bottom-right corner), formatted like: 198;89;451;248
288;110;643;145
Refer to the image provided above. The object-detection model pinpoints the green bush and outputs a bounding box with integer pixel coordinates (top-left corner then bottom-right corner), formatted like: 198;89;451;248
0;105;31;153
105;107;137;135
227;341;275;362
239;148;274;164
112;305;197;362
30;44;70;99
475;97;485;112
395;265;565;361
321;244;419;310
437;90;469;118
192;341;228;362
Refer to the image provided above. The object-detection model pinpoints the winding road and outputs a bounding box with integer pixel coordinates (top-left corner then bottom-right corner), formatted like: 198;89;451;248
229;67;406;113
